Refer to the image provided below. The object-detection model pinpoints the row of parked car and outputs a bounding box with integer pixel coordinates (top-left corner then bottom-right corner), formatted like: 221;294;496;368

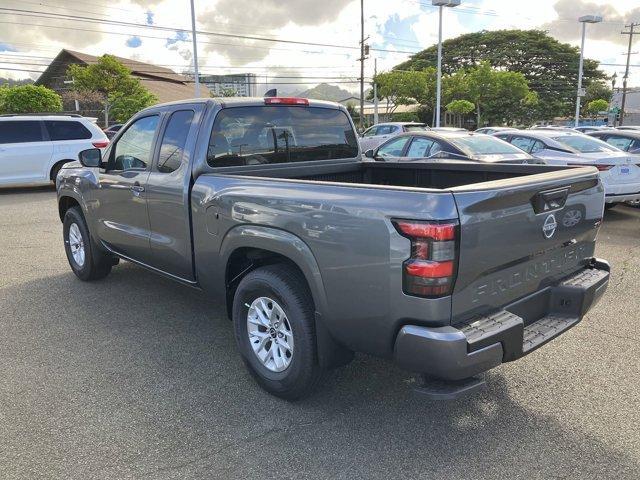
359;122;640;207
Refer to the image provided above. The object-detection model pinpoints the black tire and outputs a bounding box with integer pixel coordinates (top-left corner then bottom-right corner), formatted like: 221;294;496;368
233;264;324;400
50;161;67;183
63;206;113;281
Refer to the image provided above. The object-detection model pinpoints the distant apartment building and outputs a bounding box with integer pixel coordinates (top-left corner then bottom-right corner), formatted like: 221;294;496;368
201;73;258;97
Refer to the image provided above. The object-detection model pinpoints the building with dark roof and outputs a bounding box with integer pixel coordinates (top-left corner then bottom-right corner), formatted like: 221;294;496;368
35;49;204;123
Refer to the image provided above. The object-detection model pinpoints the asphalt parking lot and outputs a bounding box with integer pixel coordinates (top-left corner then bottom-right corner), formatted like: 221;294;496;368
1;187;639;480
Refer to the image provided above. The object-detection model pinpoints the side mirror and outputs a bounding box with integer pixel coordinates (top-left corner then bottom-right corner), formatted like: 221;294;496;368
364;149;375;159
78;148;102;168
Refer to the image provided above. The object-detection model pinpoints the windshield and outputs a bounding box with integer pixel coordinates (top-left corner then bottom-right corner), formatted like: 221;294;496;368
552;135;619;153
207;106;359;167
448;135;526;156
404;125;429;132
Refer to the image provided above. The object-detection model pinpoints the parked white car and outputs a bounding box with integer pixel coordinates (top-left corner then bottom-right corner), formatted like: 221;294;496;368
495;129;640;206
0;114;109;187
359;122;429;152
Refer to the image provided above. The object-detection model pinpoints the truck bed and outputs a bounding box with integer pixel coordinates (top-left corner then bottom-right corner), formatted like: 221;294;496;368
207;160;571;190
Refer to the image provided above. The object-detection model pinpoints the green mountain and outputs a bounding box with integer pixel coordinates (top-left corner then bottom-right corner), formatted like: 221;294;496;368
298;83;354;102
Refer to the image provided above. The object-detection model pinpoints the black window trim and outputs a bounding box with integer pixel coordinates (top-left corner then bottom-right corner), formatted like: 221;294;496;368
106;113;161;173
153;108;196;174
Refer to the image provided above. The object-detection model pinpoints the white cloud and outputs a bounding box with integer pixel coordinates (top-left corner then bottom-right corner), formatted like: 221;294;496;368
1;0;639;88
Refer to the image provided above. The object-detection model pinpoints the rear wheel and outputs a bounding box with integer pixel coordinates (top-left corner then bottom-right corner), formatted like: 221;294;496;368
232;264;324;400
63;207;113;281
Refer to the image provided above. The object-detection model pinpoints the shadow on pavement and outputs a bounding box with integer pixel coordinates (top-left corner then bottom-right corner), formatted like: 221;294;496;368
1;262;638;479
0;185;55;196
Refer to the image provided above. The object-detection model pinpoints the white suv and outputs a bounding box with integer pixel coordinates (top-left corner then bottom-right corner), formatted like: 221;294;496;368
0;114;109;187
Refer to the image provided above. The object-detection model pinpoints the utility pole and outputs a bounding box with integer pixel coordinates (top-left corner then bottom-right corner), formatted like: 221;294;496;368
359;0;365;131
190;0;201;97
620;23;639;126
373;57;378;125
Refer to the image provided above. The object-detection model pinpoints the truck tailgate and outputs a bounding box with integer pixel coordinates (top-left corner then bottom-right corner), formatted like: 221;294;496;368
450;167;604;322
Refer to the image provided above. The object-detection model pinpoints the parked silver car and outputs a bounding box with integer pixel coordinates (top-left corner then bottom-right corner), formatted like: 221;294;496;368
365;131;540;164
574;126;613;134
475;126;517;135
359;122;429;151
495;129;640;205
588;129;640;154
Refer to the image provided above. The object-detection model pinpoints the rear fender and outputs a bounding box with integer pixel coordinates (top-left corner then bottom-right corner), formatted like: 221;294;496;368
219;225;353;368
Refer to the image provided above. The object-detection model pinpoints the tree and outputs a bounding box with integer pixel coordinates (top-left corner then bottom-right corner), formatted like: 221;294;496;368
446;99;475;127
345;101;359;125
109;86;157;123
443;62;532;126
211;87;237;98
583;82;612;114
0;84;62;114
371;68;436;116
586;99;609;119
395;29;608;120
68;55;156;124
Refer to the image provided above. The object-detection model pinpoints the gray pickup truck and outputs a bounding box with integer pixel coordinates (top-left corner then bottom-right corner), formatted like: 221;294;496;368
56;97;610;400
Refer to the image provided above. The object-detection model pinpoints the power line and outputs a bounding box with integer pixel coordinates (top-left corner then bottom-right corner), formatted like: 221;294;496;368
0;7;421;55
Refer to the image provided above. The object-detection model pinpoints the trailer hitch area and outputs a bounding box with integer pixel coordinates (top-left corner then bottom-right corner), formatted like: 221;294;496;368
412;374;486;400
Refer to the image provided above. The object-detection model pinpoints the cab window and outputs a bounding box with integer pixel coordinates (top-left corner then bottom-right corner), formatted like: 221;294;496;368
111;115;159;171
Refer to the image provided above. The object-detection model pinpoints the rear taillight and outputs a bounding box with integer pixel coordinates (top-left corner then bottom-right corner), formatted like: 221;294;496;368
393;219;459;297
264;97;309;105
92;140;109;148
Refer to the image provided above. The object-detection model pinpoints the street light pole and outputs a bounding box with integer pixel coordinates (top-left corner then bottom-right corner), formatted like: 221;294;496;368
432;1;460;128
190;0;201;98
575;15;603;127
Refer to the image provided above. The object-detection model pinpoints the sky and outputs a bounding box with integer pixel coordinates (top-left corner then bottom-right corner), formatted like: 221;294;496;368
0;0;639;95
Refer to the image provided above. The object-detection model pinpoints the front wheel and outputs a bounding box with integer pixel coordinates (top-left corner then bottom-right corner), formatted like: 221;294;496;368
63;207;113;281
232;264;324;400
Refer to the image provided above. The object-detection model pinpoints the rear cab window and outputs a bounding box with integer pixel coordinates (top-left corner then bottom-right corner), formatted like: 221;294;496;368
207;106;358;167
0;120;45;144
44;121;92;141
